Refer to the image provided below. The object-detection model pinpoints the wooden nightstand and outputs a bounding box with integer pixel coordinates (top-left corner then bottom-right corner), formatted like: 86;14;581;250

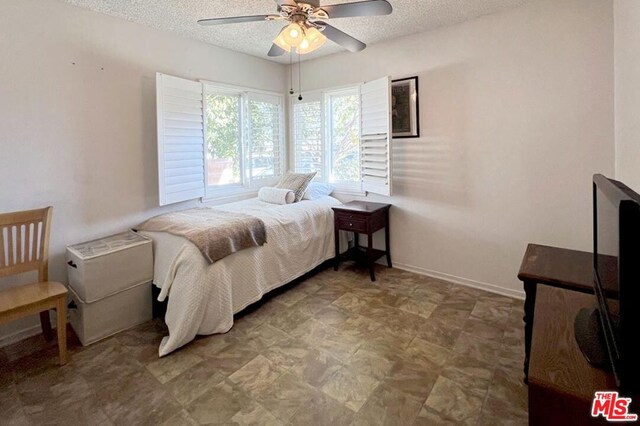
332;201;392;282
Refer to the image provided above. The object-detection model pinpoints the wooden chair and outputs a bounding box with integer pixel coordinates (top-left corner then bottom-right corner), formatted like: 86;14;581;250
0;207;68;365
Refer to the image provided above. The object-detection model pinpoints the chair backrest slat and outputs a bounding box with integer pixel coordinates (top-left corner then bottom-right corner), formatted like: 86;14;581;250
0;207;52;281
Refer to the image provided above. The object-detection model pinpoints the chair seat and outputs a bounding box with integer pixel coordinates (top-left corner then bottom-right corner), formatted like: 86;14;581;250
0;281;68;318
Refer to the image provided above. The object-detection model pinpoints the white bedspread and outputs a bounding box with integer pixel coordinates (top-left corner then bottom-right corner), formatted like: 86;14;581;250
141;196;342;356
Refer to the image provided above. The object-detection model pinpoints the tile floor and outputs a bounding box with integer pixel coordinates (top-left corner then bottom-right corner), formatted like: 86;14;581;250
0;265;528;425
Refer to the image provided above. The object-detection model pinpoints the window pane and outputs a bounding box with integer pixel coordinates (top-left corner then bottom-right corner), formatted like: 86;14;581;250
330;93;360;182
249;100;280;179
205;94;241;186
293;101;322;178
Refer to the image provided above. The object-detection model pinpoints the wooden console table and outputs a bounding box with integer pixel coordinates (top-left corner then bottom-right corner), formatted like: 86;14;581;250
528;286;617;425
518;243;594;381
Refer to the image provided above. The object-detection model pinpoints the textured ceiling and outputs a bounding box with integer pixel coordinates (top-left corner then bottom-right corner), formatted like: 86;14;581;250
63;0;529;63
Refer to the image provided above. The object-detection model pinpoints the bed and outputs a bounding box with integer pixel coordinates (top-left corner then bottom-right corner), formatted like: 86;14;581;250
140;195;342;356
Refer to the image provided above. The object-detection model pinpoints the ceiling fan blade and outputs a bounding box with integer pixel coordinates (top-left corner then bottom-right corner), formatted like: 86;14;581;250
317;22;366;52
320;0;392;19
198;15;280;26
268;44;286;57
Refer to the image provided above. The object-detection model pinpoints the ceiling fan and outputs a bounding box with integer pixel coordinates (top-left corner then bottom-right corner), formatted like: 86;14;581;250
197;0;393;57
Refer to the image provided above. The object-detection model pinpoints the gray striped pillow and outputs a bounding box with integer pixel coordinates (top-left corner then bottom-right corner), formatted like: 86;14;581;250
275;172;317;202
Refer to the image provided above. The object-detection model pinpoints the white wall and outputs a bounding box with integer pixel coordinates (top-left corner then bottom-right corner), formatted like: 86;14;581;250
292;0;615;297
614;0;640;192
0;0;285;344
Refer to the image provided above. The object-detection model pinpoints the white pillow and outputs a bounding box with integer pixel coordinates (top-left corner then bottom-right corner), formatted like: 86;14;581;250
303;182;335;200
258;187;295;205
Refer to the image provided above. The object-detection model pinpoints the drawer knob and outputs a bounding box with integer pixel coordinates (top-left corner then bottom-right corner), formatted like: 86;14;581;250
349;223;353;227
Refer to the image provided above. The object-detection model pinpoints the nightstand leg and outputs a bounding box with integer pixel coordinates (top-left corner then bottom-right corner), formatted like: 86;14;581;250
384;211;392;268
368;233;376;282
334;225;340;271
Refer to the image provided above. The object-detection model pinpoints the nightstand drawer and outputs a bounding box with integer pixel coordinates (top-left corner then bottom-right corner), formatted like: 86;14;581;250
337;217;368;233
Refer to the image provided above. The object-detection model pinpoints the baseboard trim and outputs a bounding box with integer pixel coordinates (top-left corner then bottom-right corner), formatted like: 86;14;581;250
394;262;525;300
0;324;44;348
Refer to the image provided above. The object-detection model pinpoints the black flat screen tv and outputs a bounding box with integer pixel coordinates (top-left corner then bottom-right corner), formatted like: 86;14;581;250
575;174;640;394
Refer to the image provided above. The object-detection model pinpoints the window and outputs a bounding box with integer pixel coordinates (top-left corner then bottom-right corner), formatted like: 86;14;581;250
205;92;242;186
292;99;323;178
204;84;284;198
292;87;361;191
326;89;360;184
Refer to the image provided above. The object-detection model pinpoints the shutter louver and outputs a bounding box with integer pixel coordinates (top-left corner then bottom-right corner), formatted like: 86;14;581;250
156;73;205;206
360;77;392;196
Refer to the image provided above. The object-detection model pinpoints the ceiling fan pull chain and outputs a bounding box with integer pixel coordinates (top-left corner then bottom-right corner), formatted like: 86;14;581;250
289;51;294;95
298;52;303;101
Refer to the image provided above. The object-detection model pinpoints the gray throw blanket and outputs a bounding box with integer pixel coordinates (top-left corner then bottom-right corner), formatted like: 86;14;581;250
136;208;266;264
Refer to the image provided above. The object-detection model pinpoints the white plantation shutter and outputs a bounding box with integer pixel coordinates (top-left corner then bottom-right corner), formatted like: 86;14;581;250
247;93;283;181
292;94;323;178
360;77;392;196
156;73;205;205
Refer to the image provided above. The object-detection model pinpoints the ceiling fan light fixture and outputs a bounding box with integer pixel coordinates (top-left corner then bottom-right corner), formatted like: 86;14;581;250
295;27;326;54
282;22;305;47
273;29;292;52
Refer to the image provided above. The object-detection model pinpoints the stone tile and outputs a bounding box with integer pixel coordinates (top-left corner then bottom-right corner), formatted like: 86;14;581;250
243;323;290;352
261;337;311;369
186;380;253;424
255;372;316;422
313;305;351;327
462;317;505;344
102;373;182;425
440;364;493;397
161;409;198;426
185;327;246;359
197;343;259;378
383;359;439;401
273;287;309;307
397;298;437;319
334;313;382;339
448;332;500;376
352;383;423;426
0;383;30;426
0;268;527;425
289;389;355;426
416;316;463;350
116;319;167;363
289;349;344;388
413;406;459;425
15;365;91;416
27;396;113;426
227;354;287;397
478;395;528;426
145;351;203;384
164;359;227;406
267;307;311;334
292;294;336;316
321;366;379;411
424;376;484;425
487;362;528;413
470;300;511;327
348;348;395;380
429;304;473;325
230;399;284;426
404;336;451;370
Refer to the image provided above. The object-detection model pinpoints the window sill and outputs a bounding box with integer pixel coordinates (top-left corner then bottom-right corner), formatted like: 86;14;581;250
201;187;258;206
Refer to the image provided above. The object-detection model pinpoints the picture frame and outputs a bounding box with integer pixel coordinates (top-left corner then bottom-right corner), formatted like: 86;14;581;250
391;76;420;138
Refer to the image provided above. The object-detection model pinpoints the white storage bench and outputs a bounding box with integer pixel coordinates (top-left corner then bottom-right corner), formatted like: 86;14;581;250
66;231;153;345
